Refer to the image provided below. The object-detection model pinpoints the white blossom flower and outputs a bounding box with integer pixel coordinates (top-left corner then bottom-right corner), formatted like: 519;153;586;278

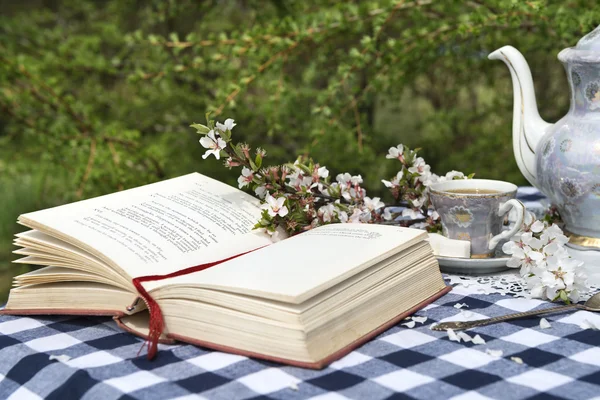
317;166;329;178
541;224;570;254
502;233;526;254
383;208;393;221
411;196;427;209
526;273;546;299
348;208;364;223
358;207;374;222
363;197;385;212
255;185;268;199
261;195;288;217
386;144;405;161
318;204;336;222
528;254;586;302
263;227;284;242
237;167;254;188
443;170;466;181
540;267;571;301
341;191;352;202
506;245;543;273
199;130;227;160
381;179;393;188
417;171;433;184
336;172;352;185
408;157;430;176
502;240;517;254
335;173;362;200
215;118;236;132
287;169;313;189
335;173;352;200
530;220;545;233
382;170;403;188
349;186;366;201
537;245;569;270
323;182;339;195
421;173;439;187
350;175;363;185
521;231;544;251
338;210;349;223
402;208;422;219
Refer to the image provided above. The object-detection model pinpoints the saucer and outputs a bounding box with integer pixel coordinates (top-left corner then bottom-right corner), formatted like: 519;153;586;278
436;254;511;274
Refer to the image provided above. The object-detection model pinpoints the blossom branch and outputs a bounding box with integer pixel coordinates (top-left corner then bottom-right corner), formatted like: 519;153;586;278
503;211;587;304
193;115;475;238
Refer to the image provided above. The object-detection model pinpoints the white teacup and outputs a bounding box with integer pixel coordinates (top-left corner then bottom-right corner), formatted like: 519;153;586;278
430;179;525;258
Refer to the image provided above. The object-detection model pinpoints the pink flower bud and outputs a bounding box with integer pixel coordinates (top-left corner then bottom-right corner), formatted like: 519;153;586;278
240;144;251;159
224;157;241;168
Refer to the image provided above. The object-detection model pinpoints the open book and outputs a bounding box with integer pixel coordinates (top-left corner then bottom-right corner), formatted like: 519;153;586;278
2;173;449;369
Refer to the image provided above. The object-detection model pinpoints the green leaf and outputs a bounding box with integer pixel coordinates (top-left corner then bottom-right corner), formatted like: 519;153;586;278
255;154;263;169
233;143;244;159
190;123;211;134
296;163;311;175
219;129;231;141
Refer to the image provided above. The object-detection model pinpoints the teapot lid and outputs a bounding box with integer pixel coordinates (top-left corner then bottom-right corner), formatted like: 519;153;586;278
558;25;600;63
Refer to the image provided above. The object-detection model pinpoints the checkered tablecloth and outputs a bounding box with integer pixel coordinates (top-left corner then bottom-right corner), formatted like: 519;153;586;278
2;187;599;400
2;287;600;400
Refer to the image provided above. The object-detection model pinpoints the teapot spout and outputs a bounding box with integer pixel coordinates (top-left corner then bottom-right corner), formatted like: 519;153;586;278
488;46;552;188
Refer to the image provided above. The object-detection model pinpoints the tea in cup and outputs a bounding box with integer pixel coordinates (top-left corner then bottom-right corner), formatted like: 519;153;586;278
429;179;525;258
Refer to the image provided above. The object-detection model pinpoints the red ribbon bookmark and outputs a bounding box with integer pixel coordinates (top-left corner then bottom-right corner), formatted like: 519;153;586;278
131;246;266;360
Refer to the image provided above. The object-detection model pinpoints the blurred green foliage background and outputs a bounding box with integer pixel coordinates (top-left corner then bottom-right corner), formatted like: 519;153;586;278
1;0;599;301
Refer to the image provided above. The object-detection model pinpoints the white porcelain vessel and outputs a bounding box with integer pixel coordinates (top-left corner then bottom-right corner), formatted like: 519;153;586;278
490;26;600;264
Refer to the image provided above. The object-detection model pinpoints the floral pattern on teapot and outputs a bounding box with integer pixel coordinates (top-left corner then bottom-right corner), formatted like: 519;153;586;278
569;64;600;114
535;116;600;238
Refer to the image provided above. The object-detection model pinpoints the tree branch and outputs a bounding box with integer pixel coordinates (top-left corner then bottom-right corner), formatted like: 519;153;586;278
77;138;98;198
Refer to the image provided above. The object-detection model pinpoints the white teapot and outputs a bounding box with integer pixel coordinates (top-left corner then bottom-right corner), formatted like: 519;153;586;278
490;26;600;250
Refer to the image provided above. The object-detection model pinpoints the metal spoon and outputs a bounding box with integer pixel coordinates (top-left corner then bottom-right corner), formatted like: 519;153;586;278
431;292;600;331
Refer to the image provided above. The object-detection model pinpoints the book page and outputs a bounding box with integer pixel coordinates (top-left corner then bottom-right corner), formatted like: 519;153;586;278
20;173;272;279
15;230;109;265
155;224;428;303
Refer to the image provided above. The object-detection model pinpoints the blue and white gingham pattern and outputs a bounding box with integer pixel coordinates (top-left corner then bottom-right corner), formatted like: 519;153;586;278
2;289;600;399
2;187;598;400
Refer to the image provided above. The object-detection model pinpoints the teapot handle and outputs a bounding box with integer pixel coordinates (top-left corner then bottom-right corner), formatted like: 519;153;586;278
488;199;525;250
